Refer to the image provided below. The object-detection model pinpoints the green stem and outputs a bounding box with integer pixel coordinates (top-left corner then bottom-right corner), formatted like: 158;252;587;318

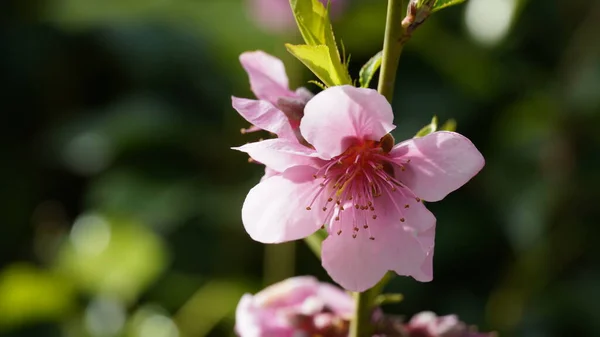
350;1;407;336
377;0;407;103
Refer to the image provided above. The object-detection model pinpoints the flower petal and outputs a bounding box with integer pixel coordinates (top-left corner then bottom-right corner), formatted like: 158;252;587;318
300;86;396;159
321;193;435;291
317;283;354;318
254;276;319;308
240;51;295;104
233;138;320;172
390;131;485;202
321;230;389;292
373;196;435;282
242;166;325;243
235;294;263;337
232;97;295;140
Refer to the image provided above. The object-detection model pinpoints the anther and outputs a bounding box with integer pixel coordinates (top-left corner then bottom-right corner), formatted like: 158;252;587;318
355;204;360;209
415;197;421;202
348;196;353;200
353;227;359;232
306;206;312;210
368;201;373;206
313;174;318;179
404;204;410;208
370;207;375;211
339;206;345;211
363;224;369;229
336;200;341;205
337;230;342;235
352;234;357;239
372;215;377;219
321;224;325;229
401;166;406;171
328;198;333;202
369;236;375;240
335;216;340;221
320;183;326;187
322;207;327;211
391;187;397;191
400;218;405;222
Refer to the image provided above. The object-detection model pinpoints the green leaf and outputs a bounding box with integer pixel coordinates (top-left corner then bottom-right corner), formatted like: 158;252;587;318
290;0;331;46
432;0;467;12
286;44;351;87
288;0;352;86
440;118;457;131
414;116;439;137
359;51;383;88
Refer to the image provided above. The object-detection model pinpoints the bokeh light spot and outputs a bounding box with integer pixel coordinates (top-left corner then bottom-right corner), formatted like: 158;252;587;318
465;0;518;46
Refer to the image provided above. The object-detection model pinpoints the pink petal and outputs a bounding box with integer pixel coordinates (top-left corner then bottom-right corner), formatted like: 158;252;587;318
242;166;324;243
240;51;295;104
235;294;263;337
254;276;319;308
321;230;389;292
321;195;435;291
260;167;280;182
317;284;354;318
233;138;320;172
375;198;435;282
300;86;396;159
390;131;485;202
232;97;295;140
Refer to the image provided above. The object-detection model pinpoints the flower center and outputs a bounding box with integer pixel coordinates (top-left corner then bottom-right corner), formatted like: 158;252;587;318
306;135;419;240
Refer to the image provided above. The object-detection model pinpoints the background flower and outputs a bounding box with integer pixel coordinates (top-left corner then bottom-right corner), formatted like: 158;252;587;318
235;276;353;337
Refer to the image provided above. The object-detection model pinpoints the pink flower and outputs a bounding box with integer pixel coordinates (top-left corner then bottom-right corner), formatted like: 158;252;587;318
232;50;312;146
403;311;494;337
247;0;347;32
234;85;485;291
235;276;354;337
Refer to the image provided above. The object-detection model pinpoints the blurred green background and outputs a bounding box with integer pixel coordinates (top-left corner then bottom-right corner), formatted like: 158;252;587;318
1;0;599;336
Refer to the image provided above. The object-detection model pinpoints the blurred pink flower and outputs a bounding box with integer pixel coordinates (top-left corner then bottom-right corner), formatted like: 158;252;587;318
403;311;494;337
234;85;484;291
247;0;347;32
235;276;353;337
